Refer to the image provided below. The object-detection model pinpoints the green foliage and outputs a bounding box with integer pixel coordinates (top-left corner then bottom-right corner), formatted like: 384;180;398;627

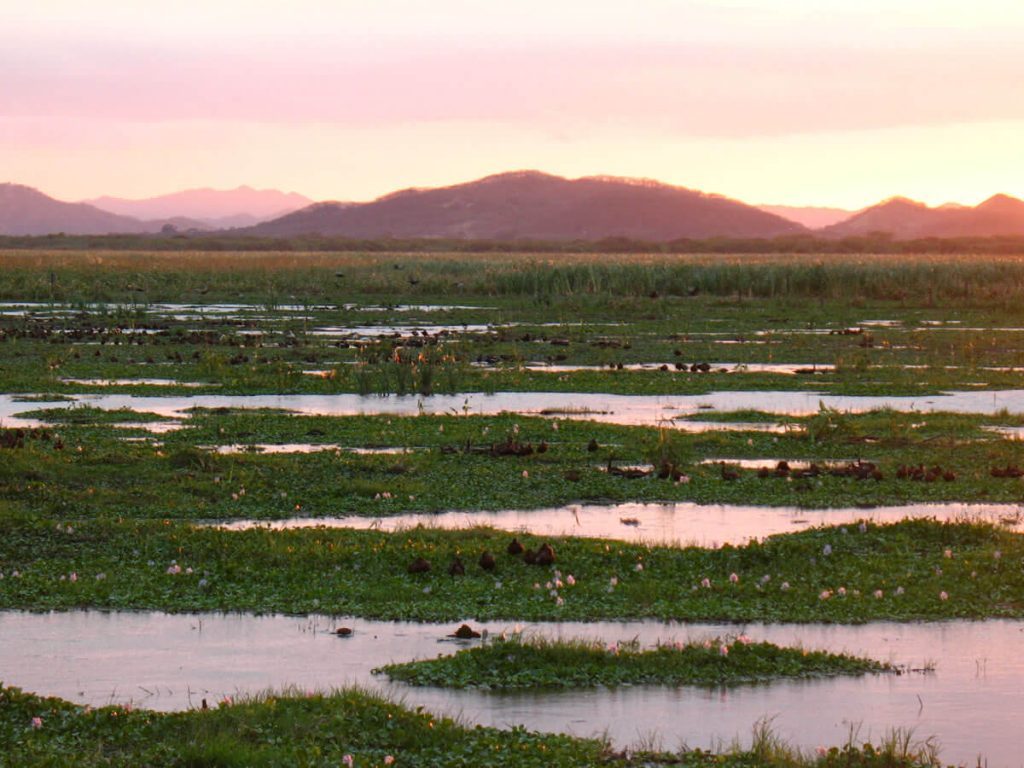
377;635;889;689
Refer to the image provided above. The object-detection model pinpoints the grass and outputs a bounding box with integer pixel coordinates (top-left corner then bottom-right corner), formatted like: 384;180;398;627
4;408;1024;519
0;513;1018;622
0;683;951;767
375;634;891;689
2;249;1023;762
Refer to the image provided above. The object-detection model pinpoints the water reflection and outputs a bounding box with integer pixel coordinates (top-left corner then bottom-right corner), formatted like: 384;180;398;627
0;610;1017;765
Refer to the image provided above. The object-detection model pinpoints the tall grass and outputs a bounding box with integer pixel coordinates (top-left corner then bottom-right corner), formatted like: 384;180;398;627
3;250;1024;307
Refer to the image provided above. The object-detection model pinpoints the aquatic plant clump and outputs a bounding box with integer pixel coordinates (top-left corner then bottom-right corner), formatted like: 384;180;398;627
375;635;891;689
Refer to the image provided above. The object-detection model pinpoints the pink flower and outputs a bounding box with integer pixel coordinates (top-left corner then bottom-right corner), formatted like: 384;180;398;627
873;589;884;599
384;758;395;766
69;572;78;583
943;549;953;559
819;590;832;600
31;716;43;729
566;575;576;586
634;562;644;572
729;572;739;584
719;644;729;657
837;587;846;597
609;576;618;587
342;755;354;767
940;591;949;601
780;581;790;591
521;470;529;479
736;634;752;646
555;596;564;606
700;577;711;589
608;642;619;655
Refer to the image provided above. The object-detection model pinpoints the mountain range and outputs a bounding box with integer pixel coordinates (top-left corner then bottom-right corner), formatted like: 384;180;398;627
3;173;1024;241
243;172;803;240
84;186;313;229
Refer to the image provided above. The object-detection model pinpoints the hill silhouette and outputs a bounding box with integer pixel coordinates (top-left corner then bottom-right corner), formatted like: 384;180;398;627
246;171;806;240
85;186;313;228
824;194;1024;238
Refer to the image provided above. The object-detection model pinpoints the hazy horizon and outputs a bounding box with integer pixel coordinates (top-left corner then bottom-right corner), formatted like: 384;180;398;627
4;1;1023;209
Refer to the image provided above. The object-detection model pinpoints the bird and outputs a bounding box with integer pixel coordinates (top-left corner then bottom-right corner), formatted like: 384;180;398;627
479;551;496;571
534;543;556;566
506;538;525;556
407;557;431;574
448;557;466;576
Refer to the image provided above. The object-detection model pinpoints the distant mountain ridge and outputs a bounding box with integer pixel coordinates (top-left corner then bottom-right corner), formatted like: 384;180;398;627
85;186;313;228
757;204;854;229
0;183;176;236
246;171;806;240
5;174;1024;240
823;194;1024;238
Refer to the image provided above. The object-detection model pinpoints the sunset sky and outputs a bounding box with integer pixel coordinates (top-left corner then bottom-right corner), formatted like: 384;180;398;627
4;0;1024;208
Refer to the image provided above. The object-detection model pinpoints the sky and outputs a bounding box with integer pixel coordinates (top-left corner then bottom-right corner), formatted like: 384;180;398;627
3;0;1024;208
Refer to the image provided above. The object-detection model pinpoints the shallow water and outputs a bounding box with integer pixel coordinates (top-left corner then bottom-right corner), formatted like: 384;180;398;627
309;324;495;338
59;378;209;388
514;363;834;375
0;610;1019;765
212;500;1024;545
206;443;412;455
5;389;1024;430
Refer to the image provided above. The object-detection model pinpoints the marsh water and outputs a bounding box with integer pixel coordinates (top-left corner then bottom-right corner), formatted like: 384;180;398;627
4;389;1024;429
213;500;1024;546
0;610;1017;765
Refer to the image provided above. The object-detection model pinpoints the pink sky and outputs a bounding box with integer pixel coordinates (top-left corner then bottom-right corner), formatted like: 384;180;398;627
3;1;1024;207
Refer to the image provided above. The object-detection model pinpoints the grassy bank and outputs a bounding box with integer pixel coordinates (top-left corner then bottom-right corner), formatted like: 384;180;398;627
0;683;949;768
0;514;1016;622
376;635;891;689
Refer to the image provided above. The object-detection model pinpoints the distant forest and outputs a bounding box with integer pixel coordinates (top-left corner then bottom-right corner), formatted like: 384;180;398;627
3;232;1024;254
